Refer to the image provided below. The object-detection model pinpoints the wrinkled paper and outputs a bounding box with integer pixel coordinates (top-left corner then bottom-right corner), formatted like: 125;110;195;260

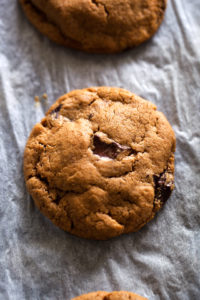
0;0;200;299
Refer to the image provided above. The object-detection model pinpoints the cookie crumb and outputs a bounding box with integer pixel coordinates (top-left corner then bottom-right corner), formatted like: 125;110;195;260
43;93;48;100
34;96;40;103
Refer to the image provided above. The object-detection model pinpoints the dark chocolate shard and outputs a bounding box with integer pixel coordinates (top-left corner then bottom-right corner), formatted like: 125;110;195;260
88;113;94;120
154;170;173;203
51;104;62;118
93;135;134;159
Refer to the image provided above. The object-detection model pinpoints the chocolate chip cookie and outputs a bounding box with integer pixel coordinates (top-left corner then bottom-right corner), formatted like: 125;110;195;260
72;291;148;300
24;87;175;240
20;0;167;53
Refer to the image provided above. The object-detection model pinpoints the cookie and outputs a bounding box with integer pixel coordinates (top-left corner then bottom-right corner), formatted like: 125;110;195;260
24;87;175;240
72;291;148;300
20;0;167;53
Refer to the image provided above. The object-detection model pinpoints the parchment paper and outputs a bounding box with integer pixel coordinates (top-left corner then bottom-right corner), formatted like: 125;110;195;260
0;0;200;299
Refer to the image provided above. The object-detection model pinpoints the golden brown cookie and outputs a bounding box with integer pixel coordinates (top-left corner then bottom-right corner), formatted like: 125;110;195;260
72;291;148;300
20;0;167;53
24;87;176;240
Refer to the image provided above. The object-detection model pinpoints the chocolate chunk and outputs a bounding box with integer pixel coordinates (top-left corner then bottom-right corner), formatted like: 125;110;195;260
154;171;173;203
51;104;62;118
88;113;94;120
93;135;134;159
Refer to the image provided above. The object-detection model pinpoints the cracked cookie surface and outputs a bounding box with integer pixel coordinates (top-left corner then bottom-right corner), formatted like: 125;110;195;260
20;0;167;53
72;291;148;300
24;87;175;240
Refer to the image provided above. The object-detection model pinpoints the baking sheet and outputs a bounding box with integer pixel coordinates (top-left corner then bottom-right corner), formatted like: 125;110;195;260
0;0;200;299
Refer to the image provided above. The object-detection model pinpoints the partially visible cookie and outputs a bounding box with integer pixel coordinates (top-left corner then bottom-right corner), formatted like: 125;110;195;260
72;291;148;300
24;87;176;240
20;0;167;53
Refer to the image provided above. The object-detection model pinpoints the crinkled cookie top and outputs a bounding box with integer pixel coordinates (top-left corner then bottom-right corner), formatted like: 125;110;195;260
24;87;175;240
20;0;167;53
72;290;148;300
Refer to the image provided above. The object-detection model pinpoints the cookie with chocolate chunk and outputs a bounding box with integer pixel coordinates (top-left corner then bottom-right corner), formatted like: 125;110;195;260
19;0;167;53
72;291;148;300
24;87;175;240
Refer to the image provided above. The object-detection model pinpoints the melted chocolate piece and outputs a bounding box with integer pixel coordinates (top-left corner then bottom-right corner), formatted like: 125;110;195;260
154;171;173;203
51;104;62;118
93;135;133;159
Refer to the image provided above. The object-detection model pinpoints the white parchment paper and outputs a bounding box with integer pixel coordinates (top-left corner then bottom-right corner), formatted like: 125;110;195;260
0;1;200;299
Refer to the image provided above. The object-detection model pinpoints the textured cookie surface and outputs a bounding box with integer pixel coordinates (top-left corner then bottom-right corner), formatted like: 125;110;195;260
24;87;175;240
20;0;167;53
72;291;148;300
